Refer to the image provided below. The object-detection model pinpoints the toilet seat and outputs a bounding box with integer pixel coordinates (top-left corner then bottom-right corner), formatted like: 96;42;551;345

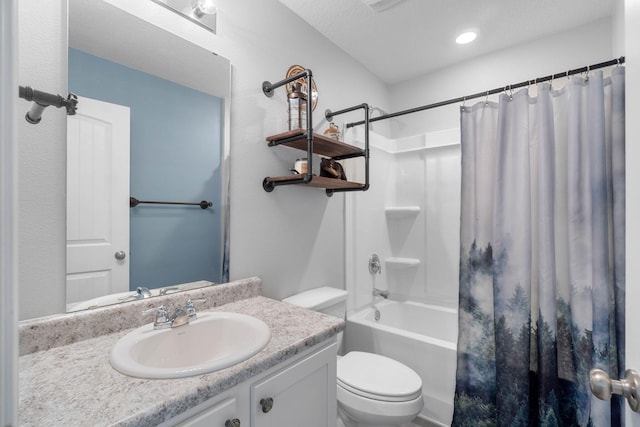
337;351;422;402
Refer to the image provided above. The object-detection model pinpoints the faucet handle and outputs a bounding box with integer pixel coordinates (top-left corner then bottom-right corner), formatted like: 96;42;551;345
184;298;207;321
369;254;382;275
142;305;170;329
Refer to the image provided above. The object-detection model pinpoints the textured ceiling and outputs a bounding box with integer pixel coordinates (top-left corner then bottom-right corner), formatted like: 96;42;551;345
278;0;615;84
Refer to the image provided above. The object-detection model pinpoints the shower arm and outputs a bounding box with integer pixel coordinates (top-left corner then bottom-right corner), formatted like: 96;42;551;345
18;85;78;124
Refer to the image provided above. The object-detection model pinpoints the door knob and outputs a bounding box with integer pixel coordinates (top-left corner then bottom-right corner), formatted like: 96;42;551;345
590;368;640;412
114;250;126;260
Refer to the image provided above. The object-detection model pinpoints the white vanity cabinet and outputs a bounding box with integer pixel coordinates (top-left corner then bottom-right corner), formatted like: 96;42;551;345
165;340;337;427
251;340;337;427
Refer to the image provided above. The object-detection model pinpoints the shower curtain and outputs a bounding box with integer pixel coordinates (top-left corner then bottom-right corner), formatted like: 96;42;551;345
453;67;625;426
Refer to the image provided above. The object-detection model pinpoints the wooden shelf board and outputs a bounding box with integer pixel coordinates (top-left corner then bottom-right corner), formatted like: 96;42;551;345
265;174;366;190
266;130;364;158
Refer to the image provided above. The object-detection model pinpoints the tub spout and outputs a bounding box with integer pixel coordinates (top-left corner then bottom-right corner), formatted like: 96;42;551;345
372;288;389;299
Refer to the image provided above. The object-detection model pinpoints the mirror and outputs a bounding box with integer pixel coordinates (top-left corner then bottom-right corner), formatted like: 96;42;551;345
66;0;230;312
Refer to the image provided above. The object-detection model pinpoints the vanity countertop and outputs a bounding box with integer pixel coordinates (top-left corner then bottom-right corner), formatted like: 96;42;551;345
18;295;344;427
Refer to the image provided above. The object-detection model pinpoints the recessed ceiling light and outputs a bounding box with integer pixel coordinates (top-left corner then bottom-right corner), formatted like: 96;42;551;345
456;31;477;45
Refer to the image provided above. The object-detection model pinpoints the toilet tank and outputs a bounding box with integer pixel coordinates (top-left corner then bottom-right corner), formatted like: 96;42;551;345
283;286;347;319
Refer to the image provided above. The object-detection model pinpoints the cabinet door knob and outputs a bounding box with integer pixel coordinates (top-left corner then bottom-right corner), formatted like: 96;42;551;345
260;397;274;413
225;418;241;427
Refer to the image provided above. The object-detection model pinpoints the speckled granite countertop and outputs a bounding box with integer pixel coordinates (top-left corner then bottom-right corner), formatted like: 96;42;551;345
19;294;344;426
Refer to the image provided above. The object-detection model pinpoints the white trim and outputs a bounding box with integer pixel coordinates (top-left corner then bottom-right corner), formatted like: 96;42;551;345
625;0;640;424
1;0;19;425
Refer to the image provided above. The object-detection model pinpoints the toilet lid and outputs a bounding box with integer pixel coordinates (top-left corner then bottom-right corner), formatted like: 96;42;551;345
337;352;422;402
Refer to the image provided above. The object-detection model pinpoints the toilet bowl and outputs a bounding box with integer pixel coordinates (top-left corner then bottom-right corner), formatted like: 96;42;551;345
337;351;423;426
283;287;424;427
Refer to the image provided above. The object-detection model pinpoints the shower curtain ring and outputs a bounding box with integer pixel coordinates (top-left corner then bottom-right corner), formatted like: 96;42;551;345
462;96;466;108
506;85;513;100
484;91;489;105
584;65;590;81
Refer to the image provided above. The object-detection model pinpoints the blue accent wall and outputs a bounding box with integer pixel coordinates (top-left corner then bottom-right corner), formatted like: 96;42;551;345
69;48;223;289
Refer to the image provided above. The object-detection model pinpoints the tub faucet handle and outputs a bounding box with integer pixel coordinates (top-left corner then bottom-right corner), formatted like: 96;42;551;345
369;253;382;275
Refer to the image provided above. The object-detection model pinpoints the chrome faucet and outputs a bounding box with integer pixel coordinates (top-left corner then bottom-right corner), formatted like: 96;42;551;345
372;288;389;299
143;298;207;329
117;286;152;302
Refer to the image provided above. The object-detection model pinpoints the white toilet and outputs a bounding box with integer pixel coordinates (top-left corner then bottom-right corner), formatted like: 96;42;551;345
283;287;424;427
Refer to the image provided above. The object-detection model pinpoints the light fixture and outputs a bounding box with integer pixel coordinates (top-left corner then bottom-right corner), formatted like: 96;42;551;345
456;31;477;45
360;0;406;12
191;0;217;18
149;0;217;33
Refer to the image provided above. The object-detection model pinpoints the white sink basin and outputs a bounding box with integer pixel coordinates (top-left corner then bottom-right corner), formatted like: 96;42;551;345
110;311;271;379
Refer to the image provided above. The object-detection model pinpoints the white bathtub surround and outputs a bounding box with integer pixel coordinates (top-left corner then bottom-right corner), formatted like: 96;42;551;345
345;299;457;426
19;279;344;426
344;128;461;314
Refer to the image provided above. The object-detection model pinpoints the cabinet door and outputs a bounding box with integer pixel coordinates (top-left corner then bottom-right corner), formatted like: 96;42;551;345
251;342;337;427
176;397;241;427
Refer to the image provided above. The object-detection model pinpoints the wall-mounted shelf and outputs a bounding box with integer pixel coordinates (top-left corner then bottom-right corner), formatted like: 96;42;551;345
266;129;363;158
261;68;370;196
265;174;367;190
385;257;421;269
385;206;421;219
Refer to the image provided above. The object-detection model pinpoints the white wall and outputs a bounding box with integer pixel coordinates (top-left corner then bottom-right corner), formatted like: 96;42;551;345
212;0;389;301
389;17;614;139
17;0;390;319
17;1;68;319
1;1;19;423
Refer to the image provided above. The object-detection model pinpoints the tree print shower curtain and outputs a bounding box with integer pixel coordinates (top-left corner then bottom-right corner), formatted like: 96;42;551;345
453;67;625;426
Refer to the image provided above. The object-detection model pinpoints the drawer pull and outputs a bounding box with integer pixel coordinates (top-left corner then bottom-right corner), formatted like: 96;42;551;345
260;397;274;413
225;418;241;427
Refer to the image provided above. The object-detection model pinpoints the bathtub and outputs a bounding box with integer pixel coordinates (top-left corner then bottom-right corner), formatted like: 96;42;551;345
344;300;458;427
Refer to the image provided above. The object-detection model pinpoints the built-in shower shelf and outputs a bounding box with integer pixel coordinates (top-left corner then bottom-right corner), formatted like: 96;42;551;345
385;257;421;269
385;206;421;219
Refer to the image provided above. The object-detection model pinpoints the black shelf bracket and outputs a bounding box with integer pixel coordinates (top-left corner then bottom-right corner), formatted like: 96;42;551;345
262;69;315;188
324;103;370;195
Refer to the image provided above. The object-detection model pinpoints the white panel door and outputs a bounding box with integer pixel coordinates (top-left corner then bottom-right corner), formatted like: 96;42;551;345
66;96;130;305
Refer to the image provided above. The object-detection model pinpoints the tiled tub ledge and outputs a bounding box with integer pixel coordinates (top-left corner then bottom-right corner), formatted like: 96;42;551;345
19;276;263;355
19;293;345;426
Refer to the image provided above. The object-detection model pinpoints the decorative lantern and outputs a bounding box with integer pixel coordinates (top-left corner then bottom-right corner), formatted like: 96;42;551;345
288;82;307;130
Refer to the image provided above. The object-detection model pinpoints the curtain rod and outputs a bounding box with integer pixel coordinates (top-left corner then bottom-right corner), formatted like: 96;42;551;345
346;56;625;129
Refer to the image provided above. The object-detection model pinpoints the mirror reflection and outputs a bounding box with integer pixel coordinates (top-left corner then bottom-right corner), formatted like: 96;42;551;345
66;0;230;312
